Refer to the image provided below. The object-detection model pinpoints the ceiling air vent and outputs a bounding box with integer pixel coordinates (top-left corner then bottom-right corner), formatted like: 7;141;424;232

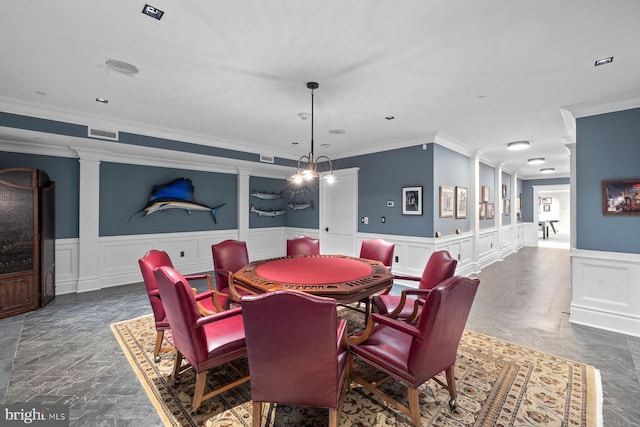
88;127;119;141
260;154;275;164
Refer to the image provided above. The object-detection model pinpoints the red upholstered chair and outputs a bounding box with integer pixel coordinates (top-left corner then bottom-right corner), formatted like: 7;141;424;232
371;250;457;322
359;239;395;273
138;250;230;362
211;239;254;302
350;276;479;426
358;238;396;316
241;291;350;427
153;265;249;413
286;236;320;256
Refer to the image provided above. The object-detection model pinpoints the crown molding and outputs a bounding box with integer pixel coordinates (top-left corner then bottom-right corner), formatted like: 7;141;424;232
562;93;640;119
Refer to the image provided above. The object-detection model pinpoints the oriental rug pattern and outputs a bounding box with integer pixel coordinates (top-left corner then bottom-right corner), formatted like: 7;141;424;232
111;310;601;427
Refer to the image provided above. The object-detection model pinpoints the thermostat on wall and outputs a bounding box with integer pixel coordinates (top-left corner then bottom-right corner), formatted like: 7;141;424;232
387;201;394;207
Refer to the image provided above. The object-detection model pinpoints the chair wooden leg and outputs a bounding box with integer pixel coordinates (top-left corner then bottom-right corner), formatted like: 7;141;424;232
172;351;184;380
154;331;164;362
328;408;338;427
191;371;207;412
445;366;457;410
407;387;421;427
252;401;263;427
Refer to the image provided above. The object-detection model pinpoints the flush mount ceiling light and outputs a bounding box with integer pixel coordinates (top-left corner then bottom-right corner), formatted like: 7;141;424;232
506;140;530;151
95;97;109;104
528;157;546;165
385;116;395;120
540;168;555;174
288;82;335;185
594;57;614;66
106;59;139;76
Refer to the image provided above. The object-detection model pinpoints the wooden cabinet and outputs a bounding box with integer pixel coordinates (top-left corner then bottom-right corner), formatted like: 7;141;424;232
0;168;55;318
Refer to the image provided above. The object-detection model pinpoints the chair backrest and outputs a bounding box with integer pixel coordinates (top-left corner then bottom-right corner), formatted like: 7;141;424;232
409;276;479;384
359;239;395;271
286;236;320;256
211;240;249;292
241;290;342;408
138;250;174;323
153;265;209;365
418;250;458;291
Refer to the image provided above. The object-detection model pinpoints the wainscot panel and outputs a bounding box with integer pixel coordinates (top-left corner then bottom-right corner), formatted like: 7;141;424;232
571;249;640;337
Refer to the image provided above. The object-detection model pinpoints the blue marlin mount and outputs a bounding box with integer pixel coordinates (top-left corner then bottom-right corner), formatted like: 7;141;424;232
250;205;286;217
131;178;226;223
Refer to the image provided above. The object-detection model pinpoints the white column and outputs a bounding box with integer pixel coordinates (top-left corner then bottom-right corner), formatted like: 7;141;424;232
74;150;102;292
470;151;480;272
566;142;577;250
495;163;504;257
236;167;251;243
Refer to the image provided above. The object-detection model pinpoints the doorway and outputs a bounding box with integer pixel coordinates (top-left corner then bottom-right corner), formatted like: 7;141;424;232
533;184;570;249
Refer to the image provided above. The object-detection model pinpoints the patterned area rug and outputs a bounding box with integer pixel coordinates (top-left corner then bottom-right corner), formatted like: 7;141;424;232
111;308;601;426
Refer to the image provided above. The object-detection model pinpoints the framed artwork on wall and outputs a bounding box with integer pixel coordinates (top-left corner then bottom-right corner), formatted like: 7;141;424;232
439;186;454;218
479;202;486;220
543;204;551;212
542;197;552;204
481;185;490;202
602;179;640;215
402;186;422;215
502;184;507;199
486;203;495;219
504;199;511;215
456;186;468;218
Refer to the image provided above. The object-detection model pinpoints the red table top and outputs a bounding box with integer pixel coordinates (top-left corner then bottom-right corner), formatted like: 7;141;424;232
255;256;372;285
232;255;393;303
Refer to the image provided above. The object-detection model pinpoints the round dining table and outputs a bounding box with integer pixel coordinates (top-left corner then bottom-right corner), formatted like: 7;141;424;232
231;254;393;304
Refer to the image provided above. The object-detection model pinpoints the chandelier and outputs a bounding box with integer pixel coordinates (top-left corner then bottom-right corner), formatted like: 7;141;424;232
288;82;335;184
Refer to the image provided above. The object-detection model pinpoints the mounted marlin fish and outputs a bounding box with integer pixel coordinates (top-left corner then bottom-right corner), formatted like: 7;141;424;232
132;178;226;223
287;200;313;210
250;190;283;200
250;205;286;217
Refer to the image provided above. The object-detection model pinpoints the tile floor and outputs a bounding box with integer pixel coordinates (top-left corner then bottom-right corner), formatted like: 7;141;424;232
1;246;639;426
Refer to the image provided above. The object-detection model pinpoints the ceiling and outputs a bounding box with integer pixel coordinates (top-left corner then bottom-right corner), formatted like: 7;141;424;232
1;1;640;178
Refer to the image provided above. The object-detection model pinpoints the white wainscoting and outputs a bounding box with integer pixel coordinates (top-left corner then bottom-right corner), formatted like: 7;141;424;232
55;230;239;294
571;249;640;337
477;228;500;270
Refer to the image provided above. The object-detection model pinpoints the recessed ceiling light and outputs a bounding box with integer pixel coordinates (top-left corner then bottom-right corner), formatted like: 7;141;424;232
507;140;530;150
328;129;345;135
540;168;555;174
385;116;395;120
594;57;613;66
528;158;546;165
142;4;164;20
320;144;331;148
477;95;487;100
35;91;47;96
291;142;299;146
95;98;109;104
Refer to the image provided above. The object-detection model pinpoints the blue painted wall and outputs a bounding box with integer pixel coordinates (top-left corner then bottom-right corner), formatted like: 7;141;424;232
479;162;496;228
338;145;434;237
433;145;470;236
520;177;570;223
283;181;319;229
0;112;297;168
100;163;237;236
576;108;640;253
0;152;79;238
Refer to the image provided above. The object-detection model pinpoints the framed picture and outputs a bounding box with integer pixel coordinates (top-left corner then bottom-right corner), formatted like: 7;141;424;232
542;197;552;204
519;193;523;209
504;199;511;215
502;184;507;199
543;204;551;212
455;186;468;219
479;202;486;220
602;179;640;215
486;203;495;219
481;185;490;202
402;186;422;215
439;186;454;218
